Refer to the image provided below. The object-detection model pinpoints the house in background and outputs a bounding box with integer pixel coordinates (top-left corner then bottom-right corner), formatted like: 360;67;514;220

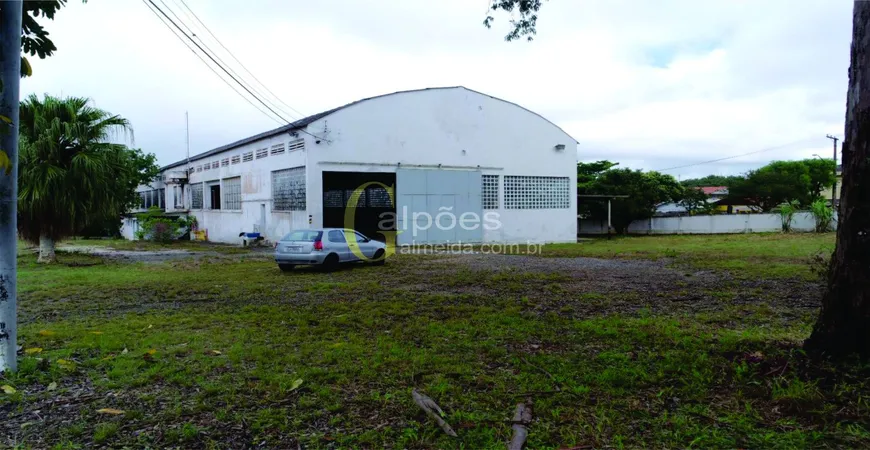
124;87;578;245
654;186;733;216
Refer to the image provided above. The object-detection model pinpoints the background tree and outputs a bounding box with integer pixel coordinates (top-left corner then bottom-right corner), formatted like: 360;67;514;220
681;174;746;188
729;161;813;211
581;167;684;233
678;187;714;214
802;158;837;200
576;160;617;218
0;0;74;78
18;94;157;263
483;0;544;41
805;2;870;357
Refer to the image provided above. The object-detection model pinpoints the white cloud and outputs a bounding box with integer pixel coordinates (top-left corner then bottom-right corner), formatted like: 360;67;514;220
20;0;853;179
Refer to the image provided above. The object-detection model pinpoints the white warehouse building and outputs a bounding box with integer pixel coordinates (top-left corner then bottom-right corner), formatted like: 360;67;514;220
123;87;578;245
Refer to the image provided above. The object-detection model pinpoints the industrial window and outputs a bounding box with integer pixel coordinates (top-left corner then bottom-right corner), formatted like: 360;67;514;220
242;151;253;162
366;186;392;207
231;155;240;165
344;189;366;208
272;166;305;211
482;175;499;210
211;161;220;170
139;192;147;208
196;165;203;172
208;183;221;210
323;190;343;208
223;177;241;210
190;183;203;209
174;186;183;209
221;158;230;167
503;176;570;210
288;139;305;152
270;143;285;156
256;148;268;159
158;188;165;209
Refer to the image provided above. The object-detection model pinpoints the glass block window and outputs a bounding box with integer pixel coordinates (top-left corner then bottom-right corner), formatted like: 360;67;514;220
272;167;306;211
288;139;305;152
211;161;219;170
367;186;392;207
190;183;203;209
482;175;499;210
344;189;367;208
242;151;253;162
503;176;570;210
221;158;230;167
223;177;242;210
270;143;285;156
231;155;240;165
256;148;268;159
323;190;343;208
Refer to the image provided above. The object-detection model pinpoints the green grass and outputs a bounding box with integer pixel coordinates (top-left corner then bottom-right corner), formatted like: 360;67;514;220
2;234;868;449
61;238;253;254
542;233;836;279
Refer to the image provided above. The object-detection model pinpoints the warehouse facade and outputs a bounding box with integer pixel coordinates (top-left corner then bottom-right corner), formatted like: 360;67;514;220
123;87;578;245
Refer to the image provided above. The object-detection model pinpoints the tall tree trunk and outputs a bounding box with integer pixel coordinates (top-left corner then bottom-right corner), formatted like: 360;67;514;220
805;1;870;357
38;234;57;264
0;0;22;372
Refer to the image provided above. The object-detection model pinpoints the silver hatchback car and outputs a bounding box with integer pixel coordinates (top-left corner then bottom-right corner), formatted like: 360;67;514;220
274;228;388;271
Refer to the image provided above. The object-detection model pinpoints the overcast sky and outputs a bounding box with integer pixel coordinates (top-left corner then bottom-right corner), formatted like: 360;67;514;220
21;0;852;180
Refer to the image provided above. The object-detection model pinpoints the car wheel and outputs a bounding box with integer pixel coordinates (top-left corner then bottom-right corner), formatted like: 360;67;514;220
372;249;386;266
279;264;295;272
323;253;340;272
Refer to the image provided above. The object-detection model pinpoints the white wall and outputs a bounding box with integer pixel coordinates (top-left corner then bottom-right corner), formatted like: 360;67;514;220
580;212;837;235
305;87;578;244
125;87;578;244
184;134;311;243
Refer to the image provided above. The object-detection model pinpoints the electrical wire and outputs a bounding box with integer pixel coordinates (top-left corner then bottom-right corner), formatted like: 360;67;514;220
161;0;302;121
141;0;285;126
655;138;820;173
144;0;293;124
174;0;307;119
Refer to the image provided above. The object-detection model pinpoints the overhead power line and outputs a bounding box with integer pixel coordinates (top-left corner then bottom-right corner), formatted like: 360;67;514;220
160;0;301;122
144;0;293;124
655;138;820;173
141;0;285;126
173;0;307;119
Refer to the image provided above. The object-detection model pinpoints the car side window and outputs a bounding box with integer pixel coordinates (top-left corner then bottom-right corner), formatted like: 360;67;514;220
353;232;369;242
328;230;346;243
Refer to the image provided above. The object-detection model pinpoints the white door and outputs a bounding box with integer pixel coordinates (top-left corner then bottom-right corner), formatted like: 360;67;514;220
396;169;483;245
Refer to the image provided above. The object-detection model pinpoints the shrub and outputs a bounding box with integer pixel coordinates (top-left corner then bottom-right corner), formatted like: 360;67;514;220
810;198;834;233
135;208;196;243
777;200;799;233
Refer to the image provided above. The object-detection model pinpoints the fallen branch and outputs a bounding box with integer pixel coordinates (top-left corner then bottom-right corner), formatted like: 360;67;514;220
508;401;533;450
412;389;458;437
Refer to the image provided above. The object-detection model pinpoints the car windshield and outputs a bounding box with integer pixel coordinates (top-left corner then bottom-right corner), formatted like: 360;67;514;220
281;230;322;242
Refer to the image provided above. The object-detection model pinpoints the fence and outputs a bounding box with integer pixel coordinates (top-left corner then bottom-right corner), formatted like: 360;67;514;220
579;212;838;235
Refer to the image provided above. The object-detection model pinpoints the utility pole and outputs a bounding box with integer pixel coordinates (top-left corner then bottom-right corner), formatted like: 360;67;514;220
826;134;839;207
0;1;23;372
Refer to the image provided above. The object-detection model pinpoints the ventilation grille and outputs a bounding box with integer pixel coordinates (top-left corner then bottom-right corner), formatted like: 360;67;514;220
256;148;268;159
270;143;286;156
242;151;254;162
231;155;240;165
288;139;305;152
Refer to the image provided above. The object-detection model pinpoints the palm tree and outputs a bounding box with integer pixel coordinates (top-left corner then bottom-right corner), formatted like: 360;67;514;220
18;94;133;263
